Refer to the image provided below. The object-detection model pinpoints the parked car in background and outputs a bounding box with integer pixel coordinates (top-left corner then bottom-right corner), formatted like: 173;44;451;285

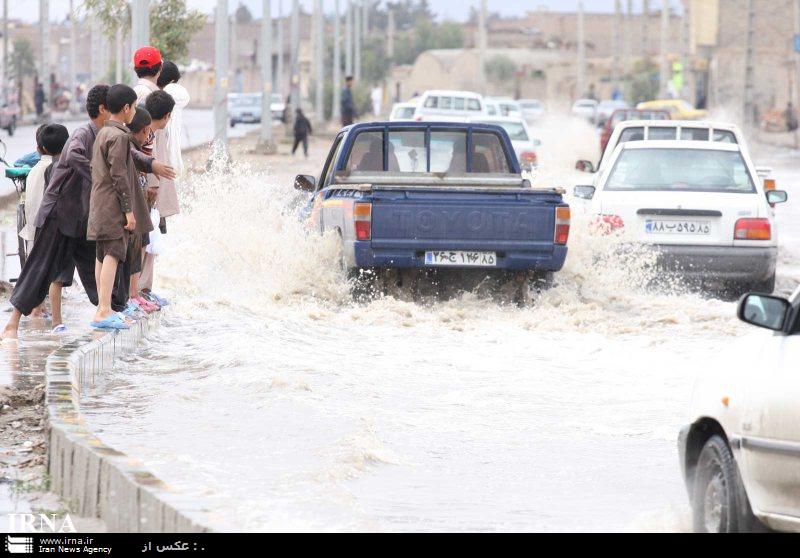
414;90;485;122
599;109;671;155
678;285;800;532
485;97;522;118
572;99;599;124
519;99;545;122
477;116;540;172
0;98;19;136
637;99;708;121
596;100;630;127
574;140;787;295
228;93;284;127
389;102;418;121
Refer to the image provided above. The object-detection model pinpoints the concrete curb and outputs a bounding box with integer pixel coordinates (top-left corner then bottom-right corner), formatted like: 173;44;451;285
44;313;214;532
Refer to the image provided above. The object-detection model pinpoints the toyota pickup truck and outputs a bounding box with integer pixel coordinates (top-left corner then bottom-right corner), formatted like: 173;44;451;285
295;122;570;293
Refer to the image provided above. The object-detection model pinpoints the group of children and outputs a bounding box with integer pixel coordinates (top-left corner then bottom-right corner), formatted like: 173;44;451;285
1;46;189;339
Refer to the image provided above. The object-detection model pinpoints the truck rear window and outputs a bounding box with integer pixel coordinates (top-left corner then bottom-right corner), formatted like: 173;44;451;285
345;129;512;174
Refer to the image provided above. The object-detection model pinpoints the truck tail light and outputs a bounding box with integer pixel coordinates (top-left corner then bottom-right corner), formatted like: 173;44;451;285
354;202;372;241
734;218;771;241
555;206;571;245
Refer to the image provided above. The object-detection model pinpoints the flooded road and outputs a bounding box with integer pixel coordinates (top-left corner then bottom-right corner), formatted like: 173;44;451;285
81;122;800;532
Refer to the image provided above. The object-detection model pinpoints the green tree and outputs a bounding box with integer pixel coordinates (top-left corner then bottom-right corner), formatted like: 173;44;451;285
149;0;206;62
9;39;36;111
83;0;204;64
485;54;517;85
628;59;659;105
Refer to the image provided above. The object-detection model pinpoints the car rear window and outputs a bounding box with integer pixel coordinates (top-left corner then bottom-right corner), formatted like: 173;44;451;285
606;148;756;193
619;127;645;143
472;132;510;173
467;99;482;111
388;131;427;172
347;131;384;172
648;127;678;140
713;130;737;143
430;131;466;173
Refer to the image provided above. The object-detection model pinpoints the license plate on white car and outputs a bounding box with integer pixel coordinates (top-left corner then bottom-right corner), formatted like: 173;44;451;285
645;220;711;235
425;251;497;267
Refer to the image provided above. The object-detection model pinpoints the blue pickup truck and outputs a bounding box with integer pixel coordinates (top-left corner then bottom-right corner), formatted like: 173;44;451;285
295;122;570;295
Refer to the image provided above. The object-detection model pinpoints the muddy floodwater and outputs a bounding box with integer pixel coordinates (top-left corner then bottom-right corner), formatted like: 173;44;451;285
81;120;800;532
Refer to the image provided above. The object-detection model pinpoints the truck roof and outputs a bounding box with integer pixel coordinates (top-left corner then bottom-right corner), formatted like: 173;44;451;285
340;121;514;134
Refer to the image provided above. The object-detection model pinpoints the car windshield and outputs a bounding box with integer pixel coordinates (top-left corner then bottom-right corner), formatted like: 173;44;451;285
606;148;756;193
521;102;541;109
485;121;528;141
230;96;260;107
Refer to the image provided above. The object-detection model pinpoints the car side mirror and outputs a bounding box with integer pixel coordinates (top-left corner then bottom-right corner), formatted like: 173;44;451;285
573;185;596;200
575;160;595;173
737;293;791;332
294;174;316;192
766;190;788;205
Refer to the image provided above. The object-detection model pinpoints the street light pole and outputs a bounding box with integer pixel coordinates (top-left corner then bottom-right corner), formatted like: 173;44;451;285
478;0;487;95
332;0;342;123
314;0;324;127
131;0;150;84
354;0;361;82
345;0;353;76
613;0;622;94
259;0;276;152
659;0;670;98
214;0;229;153
743;0;756;127
40;0;50;116
277;0;284;98
577;1;586;100
286;0;299;134
69;0;77;113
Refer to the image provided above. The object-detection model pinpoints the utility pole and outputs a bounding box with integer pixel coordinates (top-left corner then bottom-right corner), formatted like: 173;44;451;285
332;0;342;122
131;0;150;84
314;0;324;126
577;1;586;99
613;0;622;94
286;0;299;134
478;0;487;95
625;0;633;75
40;0;50;116
680;0;691;101
743;0;756;127
259;0;276;152
354;0;361;81
2;0;7;92
69;0;77;113
277;0;284;98
115;26;123;83
387;7;395;102
363;0;369;37
795;0;800;146
641;0;649;63
345;0;353;76
659;0;670;98
214;0;229;152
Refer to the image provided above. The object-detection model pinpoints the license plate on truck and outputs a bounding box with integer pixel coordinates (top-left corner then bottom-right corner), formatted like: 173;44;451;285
425;251;497;267
645;220;711;235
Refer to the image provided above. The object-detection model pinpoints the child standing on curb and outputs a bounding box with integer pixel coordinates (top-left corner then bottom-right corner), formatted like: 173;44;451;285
87;84;140;330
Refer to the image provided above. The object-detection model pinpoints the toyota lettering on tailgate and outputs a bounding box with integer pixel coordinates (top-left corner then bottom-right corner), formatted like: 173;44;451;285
390;209;536;237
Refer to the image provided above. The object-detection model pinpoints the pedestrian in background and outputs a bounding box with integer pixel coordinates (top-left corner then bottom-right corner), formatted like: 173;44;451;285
34;82;46;120
292;108;312;158
341;75;356;127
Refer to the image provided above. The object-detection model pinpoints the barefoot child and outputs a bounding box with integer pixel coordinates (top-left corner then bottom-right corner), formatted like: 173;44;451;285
88;84;139;330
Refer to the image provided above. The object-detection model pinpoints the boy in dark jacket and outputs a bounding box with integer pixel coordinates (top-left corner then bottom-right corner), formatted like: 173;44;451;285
292;108;312;157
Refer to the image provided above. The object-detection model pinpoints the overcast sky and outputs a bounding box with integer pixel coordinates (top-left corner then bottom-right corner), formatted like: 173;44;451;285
13;0;682;24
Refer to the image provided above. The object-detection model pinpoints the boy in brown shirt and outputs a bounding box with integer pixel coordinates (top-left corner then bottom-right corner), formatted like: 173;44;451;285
88;84;141;329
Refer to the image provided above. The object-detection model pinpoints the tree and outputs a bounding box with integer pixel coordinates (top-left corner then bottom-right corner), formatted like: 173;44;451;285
149;0;206;62
485;54;517;85
235;3;253;25
83;0;205;63
9;39;36;110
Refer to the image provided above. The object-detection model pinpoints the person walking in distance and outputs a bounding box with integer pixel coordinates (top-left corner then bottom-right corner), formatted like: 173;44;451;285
341;76;356;127
292;108;312;157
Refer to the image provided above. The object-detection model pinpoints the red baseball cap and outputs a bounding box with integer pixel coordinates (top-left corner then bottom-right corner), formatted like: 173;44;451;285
133;46;162;70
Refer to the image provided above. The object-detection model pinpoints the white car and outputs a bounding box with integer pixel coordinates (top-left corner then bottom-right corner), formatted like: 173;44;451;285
389;102;418;121
573;141;788;294
519;99;545;122
679;286;800;532
485;97;522;119
414;90;484;123
476;116;540;171
572;98;599;123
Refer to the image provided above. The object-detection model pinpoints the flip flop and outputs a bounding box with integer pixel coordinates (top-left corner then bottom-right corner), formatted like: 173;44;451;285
51;324;67;334
143;291;170;307
90;314;131;330
132;297;159;313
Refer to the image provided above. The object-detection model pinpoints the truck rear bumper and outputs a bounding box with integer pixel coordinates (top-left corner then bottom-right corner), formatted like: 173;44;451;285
352;241;568;272
653;244;777;282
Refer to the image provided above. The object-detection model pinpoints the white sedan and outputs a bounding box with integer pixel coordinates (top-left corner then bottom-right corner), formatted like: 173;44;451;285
476;116;540;171
678;286;800;532
573;140;788;294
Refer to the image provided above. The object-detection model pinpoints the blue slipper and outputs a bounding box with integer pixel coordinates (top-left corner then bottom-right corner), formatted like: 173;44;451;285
144;291;170;307
90;314;131;330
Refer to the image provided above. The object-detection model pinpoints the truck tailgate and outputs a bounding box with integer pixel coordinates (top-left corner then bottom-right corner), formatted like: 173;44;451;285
370;188;562;251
